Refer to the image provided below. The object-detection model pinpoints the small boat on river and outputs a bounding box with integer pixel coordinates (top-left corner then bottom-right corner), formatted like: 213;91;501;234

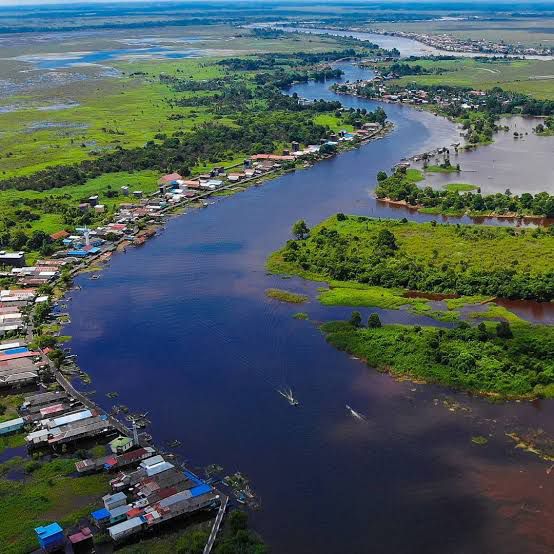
278;388;299;406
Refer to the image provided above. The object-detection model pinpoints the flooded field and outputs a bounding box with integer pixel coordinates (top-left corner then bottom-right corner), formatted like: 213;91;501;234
414;116;554;195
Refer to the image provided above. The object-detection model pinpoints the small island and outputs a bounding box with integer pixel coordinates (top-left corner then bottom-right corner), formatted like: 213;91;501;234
268;215;554;398
374;167;554;218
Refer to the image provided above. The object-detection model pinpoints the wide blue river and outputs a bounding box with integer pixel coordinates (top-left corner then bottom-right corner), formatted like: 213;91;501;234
65;64;554;553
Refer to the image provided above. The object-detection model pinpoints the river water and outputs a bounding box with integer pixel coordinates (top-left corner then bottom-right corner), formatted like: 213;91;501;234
279;26;554;61
64;63;554;553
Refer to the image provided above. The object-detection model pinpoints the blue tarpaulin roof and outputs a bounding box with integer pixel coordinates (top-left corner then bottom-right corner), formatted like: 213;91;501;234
4;347;29;355
91;508;110;521
190;484;212;497
35;522;63;539
183;469;203;486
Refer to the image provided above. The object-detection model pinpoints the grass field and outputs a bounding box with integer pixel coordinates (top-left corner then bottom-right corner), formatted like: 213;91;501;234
392;57;554;100
0;457;110;554
265;288;309;303
443;183;479;192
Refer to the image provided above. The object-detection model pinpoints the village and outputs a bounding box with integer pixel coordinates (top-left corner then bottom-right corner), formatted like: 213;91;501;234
375;29;554;57
332;71;489;111
0;130;388;553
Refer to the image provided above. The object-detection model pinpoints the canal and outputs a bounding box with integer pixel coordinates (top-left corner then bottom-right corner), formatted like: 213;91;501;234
64;62;554;553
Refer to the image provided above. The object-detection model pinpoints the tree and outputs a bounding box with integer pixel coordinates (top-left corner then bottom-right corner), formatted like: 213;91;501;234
367;313;382;328
496;321;513;339
336;213;347;221
375;229;398;253
377;170;387;181
292;219;310;240
350;311;362;328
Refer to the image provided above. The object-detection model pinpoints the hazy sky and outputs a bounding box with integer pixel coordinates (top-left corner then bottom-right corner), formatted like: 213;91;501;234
0;0;548;6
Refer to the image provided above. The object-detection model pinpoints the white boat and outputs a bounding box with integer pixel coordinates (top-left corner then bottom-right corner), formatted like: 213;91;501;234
278;387;299;406
346;404;366;421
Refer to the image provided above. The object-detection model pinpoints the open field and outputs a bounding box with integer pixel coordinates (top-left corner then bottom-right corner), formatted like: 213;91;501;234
392;57;554;100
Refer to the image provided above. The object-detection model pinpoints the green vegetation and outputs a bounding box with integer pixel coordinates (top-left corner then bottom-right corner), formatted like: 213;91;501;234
425;164;460;174
443;183;479;193
116;525;211;554
269;215;554;300
375;168;554;218
0;432;25;454
0;46;387;253
320;317;554;398
0;394;24;423
0;457;109;554
391;57;554;101
214;510;266;554
265;288;308;304
293;312;309;320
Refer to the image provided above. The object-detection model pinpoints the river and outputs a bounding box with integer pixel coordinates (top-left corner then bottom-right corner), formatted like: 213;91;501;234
277;26;554;61
64;63;554;553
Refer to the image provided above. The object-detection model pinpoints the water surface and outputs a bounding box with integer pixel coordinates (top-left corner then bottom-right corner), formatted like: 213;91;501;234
64;63;554;554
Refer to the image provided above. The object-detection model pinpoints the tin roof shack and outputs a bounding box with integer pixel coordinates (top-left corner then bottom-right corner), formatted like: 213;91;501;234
91;508;110;528
0;358;40;388
22;390;68;411
158;173;183;186
77;445;156;474
0;417;24;435
108;516;144;541
0;251;26;268
103;491;128;511
35;522;65;552
68;527;93;553
109;503;133;525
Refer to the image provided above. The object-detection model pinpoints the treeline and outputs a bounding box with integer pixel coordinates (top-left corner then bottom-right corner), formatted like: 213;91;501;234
280;218;554;301
375;169;554;217
0;115;329;192
218;49;366;71
378;62;439;77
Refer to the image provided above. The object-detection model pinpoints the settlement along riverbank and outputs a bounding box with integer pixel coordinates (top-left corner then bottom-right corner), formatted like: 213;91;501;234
58;60;554;554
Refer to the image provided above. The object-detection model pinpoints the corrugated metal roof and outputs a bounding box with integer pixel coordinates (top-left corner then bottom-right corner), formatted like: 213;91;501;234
108;516;143;538
140;455;164;468
0;417;24;430
145;461;174;477
49;409;92;428
109;504;132;518
158;489;192;508
103;491;127;503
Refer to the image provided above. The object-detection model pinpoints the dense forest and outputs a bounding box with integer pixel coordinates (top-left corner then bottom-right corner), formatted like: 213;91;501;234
276;216;554;301
375;168;554;217
322;318;554;397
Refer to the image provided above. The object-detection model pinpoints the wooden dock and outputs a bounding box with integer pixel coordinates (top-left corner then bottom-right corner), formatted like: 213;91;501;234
203;494;229;554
